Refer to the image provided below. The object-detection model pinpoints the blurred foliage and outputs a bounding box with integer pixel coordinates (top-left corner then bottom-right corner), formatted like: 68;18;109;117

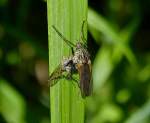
0;0;149;123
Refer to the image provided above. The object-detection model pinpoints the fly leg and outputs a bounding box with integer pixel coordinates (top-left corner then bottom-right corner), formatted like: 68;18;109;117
80;20;87;44
68;75;80;89
72;78;80;88
52;25;75;50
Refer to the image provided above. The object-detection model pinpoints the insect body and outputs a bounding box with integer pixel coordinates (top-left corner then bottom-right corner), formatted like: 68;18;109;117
50;21;92;98
72;42;92;97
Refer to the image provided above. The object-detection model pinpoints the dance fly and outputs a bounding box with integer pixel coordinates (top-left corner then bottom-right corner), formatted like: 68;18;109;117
52;21;92;98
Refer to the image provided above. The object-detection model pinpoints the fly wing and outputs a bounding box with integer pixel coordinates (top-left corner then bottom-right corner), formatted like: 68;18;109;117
77;63;92;98
48;64;64;86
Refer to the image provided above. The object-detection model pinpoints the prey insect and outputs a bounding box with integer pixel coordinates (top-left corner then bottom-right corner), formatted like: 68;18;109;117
49;21;92;98
48;57;77;86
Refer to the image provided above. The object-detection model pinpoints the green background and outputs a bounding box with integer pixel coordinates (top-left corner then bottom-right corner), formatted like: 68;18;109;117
0;0;150;123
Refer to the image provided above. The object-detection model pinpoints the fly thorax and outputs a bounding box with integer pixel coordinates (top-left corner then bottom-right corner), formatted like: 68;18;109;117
73;49;88;64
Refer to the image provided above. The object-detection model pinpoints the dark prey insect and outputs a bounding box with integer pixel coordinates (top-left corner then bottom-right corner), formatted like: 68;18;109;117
48;57;77;86
49;21;92;98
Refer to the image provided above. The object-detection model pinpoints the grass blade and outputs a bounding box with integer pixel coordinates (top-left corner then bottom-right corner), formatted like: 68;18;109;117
47;0;88;123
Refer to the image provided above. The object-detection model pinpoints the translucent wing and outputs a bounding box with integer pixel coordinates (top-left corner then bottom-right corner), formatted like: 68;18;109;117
48;64;64;86
76;63;92;98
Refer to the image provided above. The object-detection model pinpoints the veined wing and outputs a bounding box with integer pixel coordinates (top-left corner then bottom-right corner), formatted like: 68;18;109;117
48;64;64;86
76;63;92;98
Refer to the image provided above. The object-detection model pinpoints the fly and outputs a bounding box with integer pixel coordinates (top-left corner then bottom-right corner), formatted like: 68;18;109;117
51;21;92;98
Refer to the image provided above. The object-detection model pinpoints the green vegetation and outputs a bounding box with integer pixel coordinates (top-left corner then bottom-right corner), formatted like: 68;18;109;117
47;0;87;123
0;0;149;123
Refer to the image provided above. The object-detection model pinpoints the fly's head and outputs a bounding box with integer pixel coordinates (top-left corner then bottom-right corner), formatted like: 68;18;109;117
76;42;82;49
76;42;86;50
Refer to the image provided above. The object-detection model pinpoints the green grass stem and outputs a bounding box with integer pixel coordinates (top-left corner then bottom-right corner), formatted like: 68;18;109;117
47;0;87;123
